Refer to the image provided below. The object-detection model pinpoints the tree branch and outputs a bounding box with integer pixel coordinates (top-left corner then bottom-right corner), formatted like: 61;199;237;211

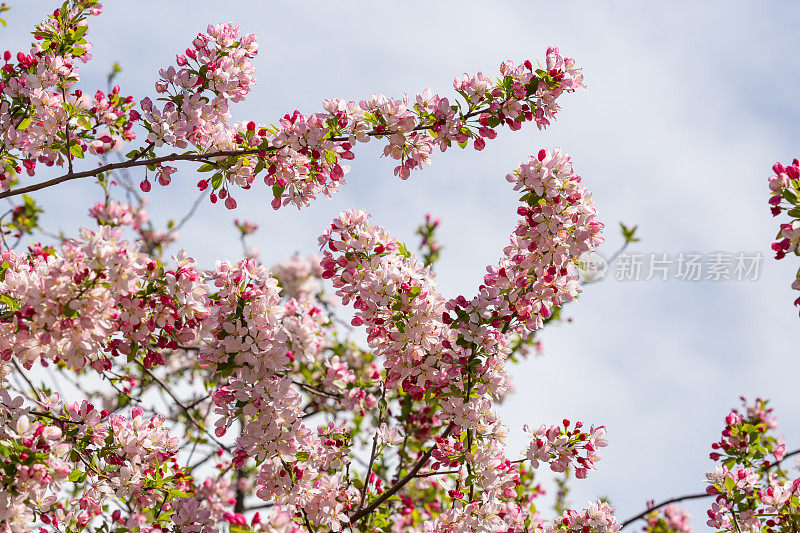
138;363;231;452
349;423;454;524
0;147;267;200
620;492;709;529
358;386;385;511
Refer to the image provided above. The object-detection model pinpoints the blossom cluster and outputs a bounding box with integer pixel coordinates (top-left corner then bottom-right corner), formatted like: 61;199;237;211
134;31;586;211
315;148;608;531
524;420;609;479
548;501;620;533
0;1;138;188
704;398;800;532
86;196;181;256
768;159;800;314
0;391;183;532
642;504;692;533
0;226;208;371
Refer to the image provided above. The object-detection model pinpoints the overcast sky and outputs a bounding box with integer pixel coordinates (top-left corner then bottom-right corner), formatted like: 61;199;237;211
5;1;800;529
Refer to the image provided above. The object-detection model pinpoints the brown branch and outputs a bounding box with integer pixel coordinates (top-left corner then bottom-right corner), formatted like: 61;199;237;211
243;501;275;512
186;447;221;473
772;448;800;468
11;359;38;397
414;469;460;478
349;423;454;524
358;387;385;511
0;147;266;200
620;492;710;529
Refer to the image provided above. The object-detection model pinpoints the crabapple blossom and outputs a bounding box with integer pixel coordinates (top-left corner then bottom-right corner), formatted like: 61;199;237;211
703;398;800;532
0;1;138;188
549;501;620;533
524;421;608;479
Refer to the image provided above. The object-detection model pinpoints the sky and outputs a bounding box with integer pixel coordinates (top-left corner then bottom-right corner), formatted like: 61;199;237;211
4;1;800;529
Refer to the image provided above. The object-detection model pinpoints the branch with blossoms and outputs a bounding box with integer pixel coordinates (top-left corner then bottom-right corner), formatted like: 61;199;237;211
3;2;799;533
618;398;800;533
1;116;614;533
1;0;584;214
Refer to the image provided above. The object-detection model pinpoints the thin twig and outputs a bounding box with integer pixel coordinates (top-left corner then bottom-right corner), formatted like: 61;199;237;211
620;492;709;529
138;364;231;451
358;386;385;511
243;501;275;512
11;359;38;396
349;423;454;524
414;469;460;478
173;190;206;231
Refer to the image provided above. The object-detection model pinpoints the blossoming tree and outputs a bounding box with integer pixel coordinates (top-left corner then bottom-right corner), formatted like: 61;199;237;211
0;2;798;532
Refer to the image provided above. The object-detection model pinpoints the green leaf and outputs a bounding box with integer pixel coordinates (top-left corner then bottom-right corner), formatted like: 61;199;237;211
0;261;10;282
127;342;139;363
197;163;216;173
210;172;224;190
325;149;338;166
166;489;192;500
724;476;735;492
272;183;285;198
619;222;641;243
17;118;31;130
397;242;411;258
0;294;19;312
69;142;84;159
781;188;799;203
68;470;86;483
526;77;539;97
62;301;79;318
254;160;266;175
